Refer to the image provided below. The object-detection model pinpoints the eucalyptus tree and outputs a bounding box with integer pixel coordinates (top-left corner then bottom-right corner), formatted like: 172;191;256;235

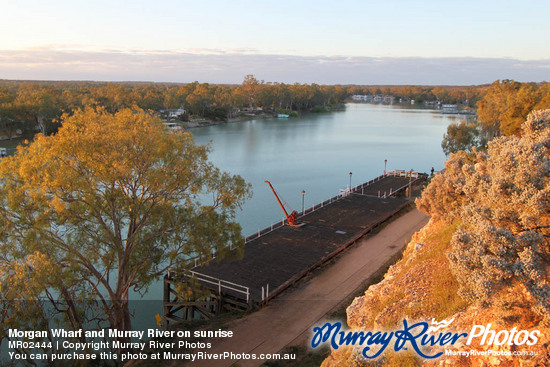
0;107;251;346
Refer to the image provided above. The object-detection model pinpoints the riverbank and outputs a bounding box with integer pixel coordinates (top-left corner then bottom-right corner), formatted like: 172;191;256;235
181;113;275;129
181;104;346;129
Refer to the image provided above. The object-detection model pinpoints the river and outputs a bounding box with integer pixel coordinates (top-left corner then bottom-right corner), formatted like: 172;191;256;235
191;102;462;235
0;102;466;353
133;102;464;328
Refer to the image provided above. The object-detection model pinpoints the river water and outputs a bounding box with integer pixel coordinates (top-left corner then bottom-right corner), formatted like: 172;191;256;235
138;103;462;318
0;102;465;350
138;102;465;327
191;102;461;235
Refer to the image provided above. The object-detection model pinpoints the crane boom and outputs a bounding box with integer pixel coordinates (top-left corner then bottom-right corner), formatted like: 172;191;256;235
264;180;298;226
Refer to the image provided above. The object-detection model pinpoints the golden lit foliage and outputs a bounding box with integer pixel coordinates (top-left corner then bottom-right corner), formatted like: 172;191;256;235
441;120;481;156
477;80;550;137
0;107;251;336
415;150;477;222
418;110;550;321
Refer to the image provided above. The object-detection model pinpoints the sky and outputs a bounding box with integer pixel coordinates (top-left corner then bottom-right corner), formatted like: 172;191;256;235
1;0;549;85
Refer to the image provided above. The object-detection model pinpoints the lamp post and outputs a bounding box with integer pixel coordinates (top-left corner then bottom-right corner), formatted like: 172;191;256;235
301;190;306;215
408;169;413;199
349;172;352;191
384;159;387;175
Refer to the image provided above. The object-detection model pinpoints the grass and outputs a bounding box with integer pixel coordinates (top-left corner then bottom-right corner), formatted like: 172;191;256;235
389;221;468;323
396;221;458;277
381;350;420;367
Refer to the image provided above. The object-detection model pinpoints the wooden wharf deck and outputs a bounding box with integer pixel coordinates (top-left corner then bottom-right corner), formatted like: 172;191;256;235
163;171;426;324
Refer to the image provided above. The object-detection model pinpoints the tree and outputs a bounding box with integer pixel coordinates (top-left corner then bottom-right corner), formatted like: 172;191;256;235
0;107;251;347
0;102;37;138
238;75;261;109
416;150;475;222
418;110;550;321
186;83;214;116
14;84;64;135
90;83;132;113
441;120;480;156
431;86;449;102
477;80;538;137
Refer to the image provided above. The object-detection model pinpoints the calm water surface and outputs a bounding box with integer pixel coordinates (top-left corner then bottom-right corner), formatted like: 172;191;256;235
0;103;465;340
134;103;463;327
191;103;461;235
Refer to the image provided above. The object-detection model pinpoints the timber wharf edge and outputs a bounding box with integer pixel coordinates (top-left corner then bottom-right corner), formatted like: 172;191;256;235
163;170;427;326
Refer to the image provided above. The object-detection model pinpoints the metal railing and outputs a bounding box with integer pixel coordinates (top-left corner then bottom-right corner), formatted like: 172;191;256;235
387;170;420;178
188;171;423;267
178;270;250;303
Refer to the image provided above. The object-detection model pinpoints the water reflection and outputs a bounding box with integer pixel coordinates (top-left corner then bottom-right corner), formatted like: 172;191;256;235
191;103;457;235
138;102;458;306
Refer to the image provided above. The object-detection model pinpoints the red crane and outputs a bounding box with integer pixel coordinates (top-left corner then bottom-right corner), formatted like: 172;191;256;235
265;180;299;227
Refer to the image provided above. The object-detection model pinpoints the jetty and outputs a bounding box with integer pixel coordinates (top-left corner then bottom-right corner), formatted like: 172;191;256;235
163;170;426;326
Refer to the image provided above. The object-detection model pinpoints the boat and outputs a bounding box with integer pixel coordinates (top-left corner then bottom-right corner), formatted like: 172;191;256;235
277;114;290;118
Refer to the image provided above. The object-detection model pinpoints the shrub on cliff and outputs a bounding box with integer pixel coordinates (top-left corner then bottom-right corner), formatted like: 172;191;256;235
415;150;476;222
417;110;550;322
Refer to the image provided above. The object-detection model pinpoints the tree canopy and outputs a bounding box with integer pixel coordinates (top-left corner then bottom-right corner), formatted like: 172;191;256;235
0;107;251;345
477;80;550;137
441;120;481;156
0;78;490;138
417;110;550;321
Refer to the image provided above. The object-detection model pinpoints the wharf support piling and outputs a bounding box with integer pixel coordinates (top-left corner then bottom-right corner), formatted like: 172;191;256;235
163;274;253;326
162;172;426;327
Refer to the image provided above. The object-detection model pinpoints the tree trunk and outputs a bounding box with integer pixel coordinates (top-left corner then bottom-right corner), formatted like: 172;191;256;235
113;293;132;352
36;116;46;136
114;251;132;352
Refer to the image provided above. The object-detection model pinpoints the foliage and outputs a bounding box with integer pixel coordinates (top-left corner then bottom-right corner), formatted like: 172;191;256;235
277;108;299;117
203;106;230;122
0;107;251;344
0;79;496;136
477;79;550;137
415;150;476;222
311;105;329;113
349;84;485;107
418;110;550;321
441;120;481;156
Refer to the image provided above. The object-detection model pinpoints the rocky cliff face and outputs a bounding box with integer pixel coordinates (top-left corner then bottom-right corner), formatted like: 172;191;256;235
322;219;550;367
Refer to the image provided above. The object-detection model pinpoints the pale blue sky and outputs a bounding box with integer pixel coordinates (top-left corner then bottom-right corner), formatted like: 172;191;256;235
1;0;549;84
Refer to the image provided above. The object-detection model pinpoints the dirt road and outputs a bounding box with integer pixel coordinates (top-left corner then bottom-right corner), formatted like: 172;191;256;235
187;209;429;367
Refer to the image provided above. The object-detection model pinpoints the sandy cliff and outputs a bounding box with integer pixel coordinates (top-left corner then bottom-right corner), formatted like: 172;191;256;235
322;219;549;367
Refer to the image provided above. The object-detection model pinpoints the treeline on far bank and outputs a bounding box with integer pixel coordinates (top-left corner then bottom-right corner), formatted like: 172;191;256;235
0;75;546;139
441;79;550;155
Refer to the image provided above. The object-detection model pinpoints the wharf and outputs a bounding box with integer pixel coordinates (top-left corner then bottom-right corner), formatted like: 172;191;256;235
163;171;426;324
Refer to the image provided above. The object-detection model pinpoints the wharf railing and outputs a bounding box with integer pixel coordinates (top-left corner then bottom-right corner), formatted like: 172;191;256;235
187;170;424;269
168;269;250;303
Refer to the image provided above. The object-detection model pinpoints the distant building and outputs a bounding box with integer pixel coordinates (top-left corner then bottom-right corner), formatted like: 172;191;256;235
383;96;395;104
159;108;186;120
163;122;183;131
352;95;393;103
442;104;458;114
351;95;373;102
